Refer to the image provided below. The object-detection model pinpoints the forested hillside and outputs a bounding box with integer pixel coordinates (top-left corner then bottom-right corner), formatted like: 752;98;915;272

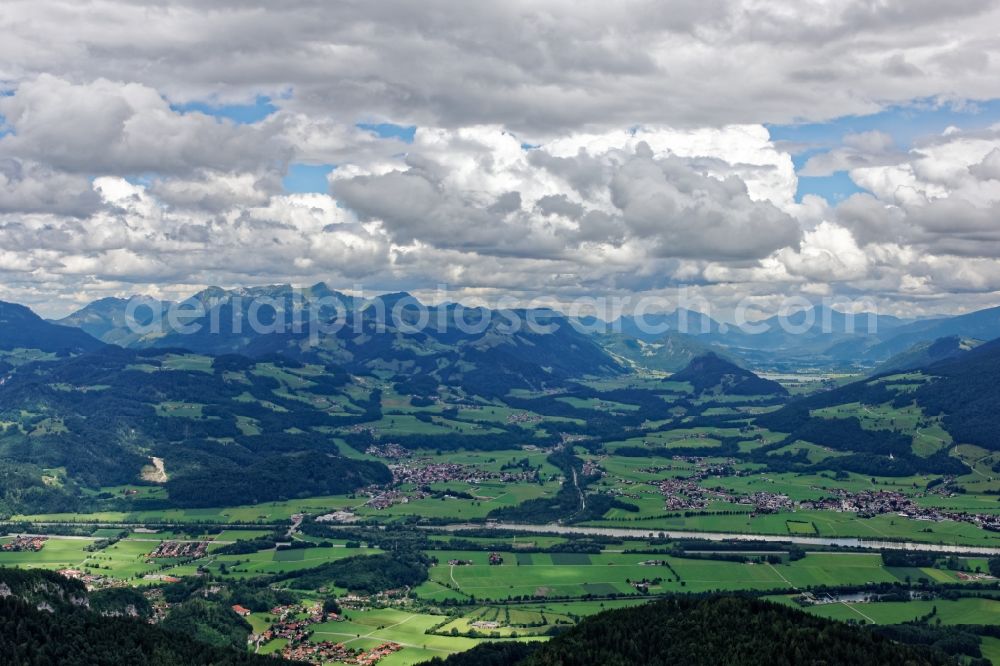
0;346;390;514
597;331;727;372
909;338;1000;449
669;353;787;396
420;596;954;666
0;568;298;665
761;337;1000;455
870;336;980;376
0;301;104;354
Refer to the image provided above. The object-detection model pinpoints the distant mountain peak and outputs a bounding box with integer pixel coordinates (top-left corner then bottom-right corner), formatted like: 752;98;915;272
0;300;104;354
872;334;983;376
670;352;787;396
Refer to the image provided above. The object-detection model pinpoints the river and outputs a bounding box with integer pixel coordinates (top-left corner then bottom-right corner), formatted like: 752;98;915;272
431;522;1000;556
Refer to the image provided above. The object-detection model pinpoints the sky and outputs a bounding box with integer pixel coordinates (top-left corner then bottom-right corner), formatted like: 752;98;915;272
3;1;1000;319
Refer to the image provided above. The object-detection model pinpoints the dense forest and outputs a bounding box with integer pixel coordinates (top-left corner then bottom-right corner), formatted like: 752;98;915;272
270;551;432;594
0;568;298;665
669;353;787;396
0;346;391;513
0;301;105;354
909;338;1000;450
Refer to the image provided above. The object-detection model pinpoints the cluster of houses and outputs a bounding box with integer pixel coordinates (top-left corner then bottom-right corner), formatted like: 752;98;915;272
506;411;542;425
654;477;732;510
623;470;783;513
365;443;411;459
351;642;403;665
363;489;418;510
609;457;995;528
802;488;1000;530
144;588;170;623
581;458;605;478
1;535;46;552
624;456;999;531
283;640;401;664
801;489;919;517
246;601;408;664
956;571;997;581
388;461;536;486
470;619;501;629
352;458;542;510
249;601;333;649
629;577;662;593
635;470;1000;529
148;540;209;559
735;491;795;514
56;568;120;590
316;510;359;524
281;640;350;663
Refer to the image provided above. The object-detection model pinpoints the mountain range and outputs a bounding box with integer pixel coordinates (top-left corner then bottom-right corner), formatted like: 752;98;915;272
46;285;1000;373
51;285;624;398
4;285;1000;518
0;301;105;356
3;283;1000;385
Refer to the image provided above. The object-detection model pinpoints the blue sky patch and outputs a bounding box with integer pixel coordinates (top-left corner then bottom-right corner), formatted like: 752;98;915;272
283;163;336;194
771;98;1000;203
769;98;1000;152
795;172;867;203
124;174;157;188
357;122;416;143
171;95;278;124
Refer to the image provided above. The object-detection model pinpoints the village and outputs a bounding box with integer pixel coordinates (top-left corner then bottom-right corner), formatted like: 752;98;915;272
148;540;210;559
388;461;537;486
56;568;133;591
349;458;541;510
603;456;1000;529
801;488;1000;531
282;640;401;665
1;535;47;552
245;601;402;665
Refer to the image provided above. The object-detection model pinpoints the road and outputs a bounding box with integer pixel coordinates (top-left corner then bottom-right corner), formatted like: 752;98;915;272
841;602;876;623
5;533;241;544
2;521;283;530
286;513;304;539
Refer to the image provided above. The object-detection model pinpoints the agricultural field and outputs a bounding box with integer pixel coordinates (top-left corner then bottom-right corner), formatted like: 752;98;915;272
811;401;953;457
3;519;1000;665
0;536;93;570
767;594;1000;626
581;507;1000;546
422;550;945;600
305;608;542;665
